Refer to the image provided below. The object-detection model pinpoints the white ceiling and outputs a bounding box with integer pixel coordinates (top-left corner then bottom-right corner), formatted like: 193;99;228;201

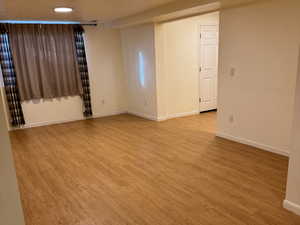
0;0;265;26
109;0;261;28
0;0;177;22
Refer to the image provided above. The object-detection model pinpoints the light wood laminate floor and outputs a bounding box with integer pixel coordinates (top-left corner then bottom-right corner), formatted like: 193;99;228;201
10;112;300;225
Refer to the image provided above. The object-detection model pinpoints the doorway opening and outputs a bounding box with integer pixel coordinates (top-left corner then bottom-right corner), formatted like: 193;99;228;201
155;12;219;123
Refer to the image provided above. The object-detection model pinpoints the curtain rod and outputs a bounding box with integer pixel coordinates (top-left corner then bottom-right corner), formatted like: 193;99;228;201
0;20;97;26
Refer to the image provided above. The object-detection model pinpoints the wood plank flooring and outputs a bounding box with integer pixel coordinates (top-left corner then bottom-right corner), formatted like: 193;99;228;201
10;112;300;225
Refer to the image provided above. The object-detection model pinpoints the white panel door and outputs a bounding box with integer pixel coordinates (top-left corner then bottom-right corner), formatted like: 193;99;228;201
199;25;219;112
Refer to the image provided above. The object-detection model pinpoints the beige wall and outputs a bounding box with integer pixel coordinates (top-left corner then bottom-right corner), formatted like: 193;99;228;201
285;47;300;216
0;90;25;225
18;26;127;128
217;0;300;156
121;24;158;119
155;12;219;120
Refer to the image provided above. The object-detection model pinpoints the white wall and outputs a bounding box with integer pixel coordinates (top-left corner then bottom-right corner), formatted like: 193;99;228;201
0;89;25;225
155;12;219;120
121;24;158;120
17;26;127;128
217;0;300;156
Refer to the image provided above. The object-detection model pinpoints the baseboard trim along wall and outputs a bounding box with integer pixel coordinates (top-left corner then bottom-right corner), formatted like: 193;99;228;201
216;132;290;157
157;110;199;121
127;111;158;121
92;111;128;119
10;110;200;130
283;200;300;216
9;110;127;130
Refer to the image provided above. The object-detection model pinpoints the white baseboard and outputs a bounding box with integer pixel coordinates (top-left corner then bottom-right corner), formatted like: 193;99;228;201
168;110;199;120
92;110;127;119
129;110;199;122
127;111;158;121
216;132;289;157
10;110;127;130
22;117;85;129
9;110;198;130
157;110;199;121
283;200;300;216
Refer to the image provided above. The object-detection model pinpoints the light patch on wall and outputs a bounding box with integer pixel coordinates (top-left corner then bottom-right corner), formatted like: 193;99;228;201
138;51;145;87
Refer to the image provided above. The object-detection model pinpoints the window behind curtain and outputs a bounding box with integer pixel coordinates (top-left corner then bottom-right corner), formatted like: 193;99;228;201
8;24;83;101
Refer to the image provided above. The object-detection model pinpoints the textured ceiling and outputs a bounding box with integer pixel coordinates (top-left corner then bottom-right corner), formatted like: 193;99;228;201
0;0;177;22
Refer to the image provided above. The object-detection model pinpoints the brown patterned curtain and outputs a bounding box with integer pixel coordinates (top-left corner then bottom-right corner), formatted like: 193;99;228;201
0;25;25;127
73;25;93;117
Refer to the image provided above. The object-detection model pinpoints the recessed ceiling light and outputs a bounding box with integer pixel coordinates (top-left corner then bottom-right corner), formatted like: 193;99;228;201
54;7;73;13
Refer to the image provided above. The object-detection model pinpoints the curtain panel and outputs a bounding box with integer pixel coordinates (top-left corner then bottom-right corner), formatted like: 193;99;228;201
8;24;83;101
73;25;93;117
0;26;25;127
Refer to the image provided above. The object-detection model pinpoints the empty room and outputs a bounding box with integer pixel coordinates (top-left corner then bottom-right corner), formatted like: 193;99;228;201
1;0;300;225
